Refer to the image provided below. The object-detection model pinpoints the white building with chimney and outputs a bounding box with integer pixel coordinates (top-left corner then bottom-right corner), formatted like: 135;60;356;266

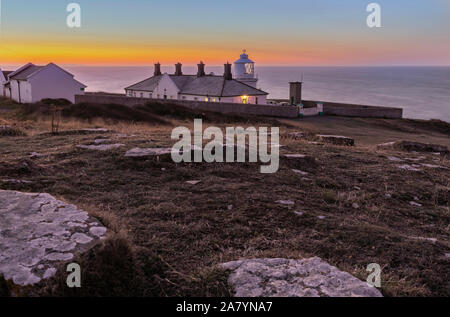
3;63;86;104
125;52;268;105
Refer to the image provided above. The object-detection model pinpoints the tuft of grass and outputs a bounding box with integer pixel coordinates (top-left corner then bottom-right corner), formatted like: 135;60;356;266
29;234;168;297
0;125;26;137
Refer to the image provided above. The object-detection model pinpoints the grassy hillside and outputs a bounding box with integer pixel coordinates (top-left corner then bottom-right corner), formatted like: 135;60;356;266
0;99;449;297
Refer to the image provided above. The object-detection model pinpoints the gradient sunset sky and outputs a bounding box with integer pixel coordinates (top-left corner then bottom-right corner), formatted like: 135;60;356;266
1;0;449;66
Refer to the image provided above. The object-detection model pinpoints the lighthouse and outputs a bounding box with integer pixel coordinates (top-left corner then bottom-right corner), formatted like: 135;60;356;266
234;50;258;88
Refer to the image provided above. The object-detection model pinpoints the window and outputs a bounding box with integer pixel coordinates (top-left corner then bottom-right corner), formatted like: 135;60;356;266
140;93;143;98
194;97;198;101
256;97;258;105
241;95;249;104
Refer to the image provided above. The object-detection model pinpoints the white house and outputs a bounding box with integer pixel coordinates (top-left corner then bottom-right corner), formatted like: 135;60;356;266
6;63;86;104
0;69;13;98
125;52;268;105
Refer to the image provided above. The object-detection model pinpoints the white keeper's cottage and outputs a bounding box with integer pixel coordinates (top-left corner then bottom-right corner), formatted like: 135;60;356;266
125;52;268;105
2;63;86;104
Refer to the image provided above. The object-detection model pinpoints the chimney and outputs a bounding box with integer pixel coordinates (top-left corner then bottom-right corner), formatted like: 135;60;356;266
289;82;303;105
154;62;161;76
197;61;206;77
175;63;183;76
224;62;232;80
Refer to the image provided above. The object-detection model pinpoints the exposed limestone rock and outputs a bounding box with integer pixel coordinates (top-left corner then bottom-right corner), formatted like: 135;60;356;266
421;163;447;169
0;190;107;286
94;138;112;144
408;236;437;243
318;135;355;146
186;180;202;185
292;169;309;176
284;132;305;140
1;179;33;184
221;257;382;297
387;156;403;162
29;152;44;159
276;200;295;206
397;164;421;172
77;144;124;151
125;147;173;158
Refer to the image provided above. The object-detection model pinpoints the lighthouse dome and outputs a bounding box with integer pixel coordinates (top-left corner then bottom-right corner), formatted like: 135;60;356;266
233;50;257;88
234;52;254;64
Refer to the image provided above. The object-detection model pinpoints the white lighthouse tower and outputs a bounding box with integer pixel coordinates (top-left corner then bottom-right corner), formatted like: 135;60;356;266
234;50;258;88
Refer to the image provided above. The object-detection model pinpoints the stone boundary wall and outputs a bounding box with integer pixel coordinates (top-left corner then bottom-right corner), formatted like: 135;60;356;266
75;94;300;118
302;100;403;119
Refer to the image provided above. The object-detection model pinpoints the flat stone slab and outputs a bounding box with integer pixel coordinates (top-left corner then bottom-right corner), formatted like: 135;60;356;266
77;144;124;151
124;147;173;158
186;180;202;185
397;164;422;172
318;135;355;146
221;257;382;297
0;190;107;286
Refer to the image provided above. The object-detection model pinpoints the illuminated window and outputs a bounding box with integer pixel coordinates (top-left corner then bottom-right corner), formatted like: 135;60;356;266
241;95;249;104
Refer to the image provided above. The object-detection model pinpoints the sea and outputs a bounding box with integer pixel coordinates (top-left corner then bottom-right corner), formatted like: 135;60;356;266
61;66;450;122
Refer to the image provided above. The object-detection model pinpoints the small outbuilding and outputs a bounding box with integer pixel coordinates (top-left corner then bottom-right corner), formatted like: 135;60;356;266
5;63;86;104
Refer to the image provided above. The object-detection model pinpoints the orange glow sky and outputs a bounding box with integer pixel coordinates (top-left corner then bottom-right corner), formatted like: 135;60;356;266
1;0;450;67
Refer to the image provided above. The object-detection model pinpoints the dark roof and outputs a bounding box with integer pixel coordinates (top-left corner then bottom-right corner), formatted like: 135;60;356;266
2;71;13;78
9;65;44;81
125;75;162;91
126;74;268;97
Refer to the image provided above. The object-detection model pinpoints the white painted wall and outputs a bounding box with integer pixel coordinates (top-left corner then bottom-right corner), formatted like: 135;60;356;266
153;74;179;100
28;64;85;103
0;71;6;97
126;90;152;98
10;80;32;103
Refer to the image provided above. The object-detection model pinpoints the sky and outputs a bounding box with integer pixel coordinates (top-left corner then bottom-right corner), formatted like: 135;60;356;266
0;0;450;66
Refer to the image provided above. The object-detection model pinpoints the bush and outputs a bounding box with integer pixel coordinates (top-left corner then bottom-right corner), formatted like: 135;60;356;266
0;125;26;137
40;98;72;106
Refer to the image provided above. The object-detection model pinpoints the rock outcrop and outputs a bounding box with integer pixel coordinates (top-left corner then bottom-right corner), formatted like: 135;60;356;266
221;257;382;297
0;190;107;287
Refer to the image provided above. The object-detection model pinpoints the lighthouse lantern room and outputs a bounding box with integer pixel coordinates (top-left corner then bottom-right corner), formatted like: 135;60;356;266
234;50;258;88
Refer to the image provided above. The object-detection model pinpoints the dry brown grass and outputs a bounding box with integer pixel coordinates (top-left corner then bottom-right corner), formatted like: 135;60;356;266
1;103;449;297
